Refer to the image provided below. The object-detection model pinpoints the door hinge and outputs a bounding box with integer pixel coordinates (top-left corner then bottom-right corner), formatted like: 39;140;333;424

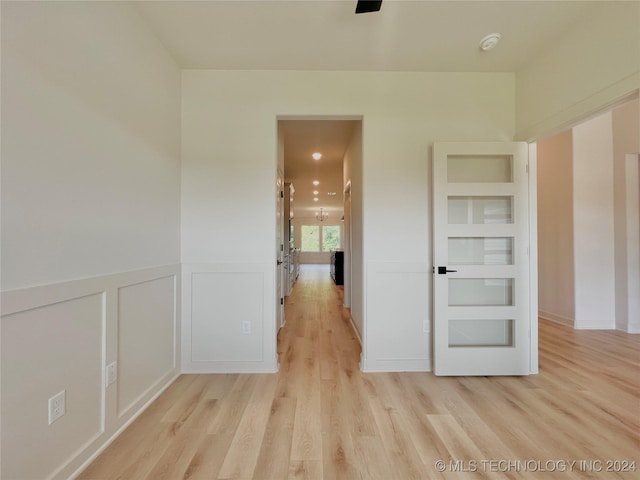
526;163;529;174
280;190;284;198
280;298;284;305
281;243;284;252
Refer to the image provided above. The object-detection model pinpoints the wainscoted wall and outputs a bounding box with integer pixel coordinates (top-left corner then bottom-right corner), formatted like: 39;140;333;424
362;262;431;372
0;265;180;480
181;263;278;373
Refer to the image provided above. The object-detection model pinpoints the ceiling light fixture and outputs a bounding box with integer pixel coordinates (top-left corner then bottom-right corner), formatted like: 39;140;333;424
312;180;320;186
313;190;319;195
312;152;322;160
327;192;337;196
479;33;501;51
316;208;329;222
313;197;319;202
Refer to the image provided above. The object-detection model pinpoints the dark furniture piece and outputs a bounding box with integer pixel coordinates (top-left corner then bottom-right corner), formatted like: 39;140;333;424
330;250;344;285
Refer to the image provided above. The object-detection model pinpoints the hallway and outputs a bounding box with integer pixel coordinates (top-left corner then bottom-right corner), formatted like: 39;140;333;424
79;265;639;479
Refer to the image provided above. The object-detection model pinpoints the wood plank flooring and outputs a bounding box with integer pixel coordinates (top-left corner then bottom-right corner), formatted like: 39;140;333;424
79;265;640;479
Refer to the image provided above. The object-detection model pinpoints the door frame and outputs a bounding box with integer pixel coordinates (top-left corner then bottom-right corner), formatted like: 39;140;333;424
528;143;539;373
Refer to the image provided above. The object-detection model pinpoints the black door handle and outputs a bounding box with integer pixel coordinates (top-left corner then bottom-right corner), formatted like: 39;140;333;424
277;260;283;265
437;266;458;274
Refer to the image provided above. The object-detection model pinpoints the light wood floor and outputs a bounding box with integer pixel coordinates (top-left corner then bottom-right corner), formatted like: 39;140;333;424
80;265;640;479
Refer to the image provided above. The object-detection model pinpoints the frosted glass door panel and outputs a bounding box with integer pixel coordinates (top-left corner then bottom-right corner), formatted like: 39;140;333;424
449;278;513;306
447;155;513;183
449;320;514;347
448;196;513;224
449;237;513;265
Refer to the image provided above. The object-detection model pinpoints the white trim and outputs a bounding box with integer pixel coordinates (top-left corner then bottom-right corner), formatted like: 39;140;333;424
1;265;180;480
516;77;639;142
1;264;179;316
348;311;362;347
69;373;179;480
362;262;430;373
539;311;574;327
528;142;539;374
361;358;431;373
181;262;278;374
618;326;640;334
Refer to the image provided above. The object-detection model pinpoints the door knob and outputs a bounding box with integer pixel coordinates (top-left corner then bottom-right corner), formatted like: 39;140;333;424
437;266;458;274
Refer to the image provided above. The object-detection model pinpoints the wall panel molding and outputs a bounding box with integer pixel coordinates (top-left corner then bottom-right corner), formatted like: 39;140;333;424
181;263;278;373
1;264;180;480
362;262;431;372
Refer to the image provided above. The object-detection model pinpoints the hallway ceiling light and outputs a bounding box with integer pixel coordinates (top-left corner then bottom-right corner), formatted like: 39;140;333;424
312;152;322;160
313;197;319;202
313;190;319;195
312;180;320;186
316;208;329;222
327;192;337;196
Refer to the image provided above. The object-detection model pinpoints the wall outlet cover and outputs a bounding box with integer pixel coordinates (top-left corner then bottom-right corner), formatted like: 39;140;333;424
48;390;66;425
106;362;117;387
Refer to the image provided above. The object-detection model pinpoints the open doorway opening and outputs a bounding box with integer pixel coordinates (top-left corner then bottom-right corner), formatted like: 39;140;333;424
276;117;363;363
535;97;639;333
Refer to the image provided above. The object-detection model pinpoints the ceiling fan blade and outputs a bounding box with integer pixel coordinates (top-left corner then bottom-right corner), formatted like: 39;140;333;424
355;0;382;14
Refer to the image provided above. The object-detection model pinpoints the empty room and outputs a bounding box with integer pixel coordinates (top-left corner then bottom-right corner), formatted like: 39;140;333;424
1;1;638;479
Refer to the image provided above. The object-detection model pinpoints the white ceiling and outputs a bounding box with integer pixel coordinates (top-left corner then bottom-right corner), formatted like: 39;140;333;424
281;120;357;217
135;1;598;72
134;0;606;218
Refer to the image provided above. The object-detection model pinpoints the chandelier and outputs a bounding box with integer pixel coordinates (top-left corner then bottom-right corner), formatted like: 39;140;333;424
315;208;329;222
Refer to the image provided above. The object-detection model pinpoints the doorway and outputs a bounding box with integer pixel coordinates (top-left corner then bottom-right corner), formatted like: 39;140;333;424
276;117;364;366
535;98;639;333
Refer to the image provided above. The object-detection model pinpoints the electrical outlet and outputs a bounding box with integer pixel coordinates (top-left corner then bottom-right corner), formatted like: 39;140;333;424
242;320;251;334
423;320;431;334
106;362;117;387
48;390;66;425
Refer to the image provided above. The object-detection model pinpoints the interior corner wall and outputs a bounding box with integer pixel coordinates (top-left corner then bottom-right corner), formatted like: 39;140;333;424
1;3;181;479
515;1;640;141
572;112;616;329
536;130;575;326
181;70;515;373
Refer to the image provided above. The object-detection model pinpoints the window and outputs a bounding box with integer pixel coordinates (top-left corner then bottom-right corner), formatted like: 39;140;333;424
301;224;341;252
322;225;341;252
301;225;320;252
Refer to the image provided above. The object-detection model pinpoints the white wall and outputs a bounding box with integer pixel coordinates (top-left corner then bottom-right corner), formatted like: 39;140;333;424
537;100;639;332
572;112;616;329
1;2;181;290
612;100;640;332
181;70;515;372
1;3;182;478
516;1;640;141
537;130;575;325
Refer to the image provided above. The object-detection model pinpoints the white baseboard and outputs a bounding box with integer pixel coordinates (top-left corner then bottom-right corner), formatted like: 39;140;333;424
1;265;180;480
361;357;431;373
348;312;362;347
539;310;574;327
70;373;180;479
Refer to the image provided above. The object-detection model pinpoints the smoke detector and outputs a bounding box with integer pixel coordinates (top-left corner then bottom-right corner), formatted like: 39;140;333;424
479;33;502;51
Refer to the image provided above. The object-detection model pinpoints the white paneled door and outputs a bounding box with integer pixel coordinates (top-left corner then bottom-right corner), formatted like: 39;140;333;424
433;142;531;375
